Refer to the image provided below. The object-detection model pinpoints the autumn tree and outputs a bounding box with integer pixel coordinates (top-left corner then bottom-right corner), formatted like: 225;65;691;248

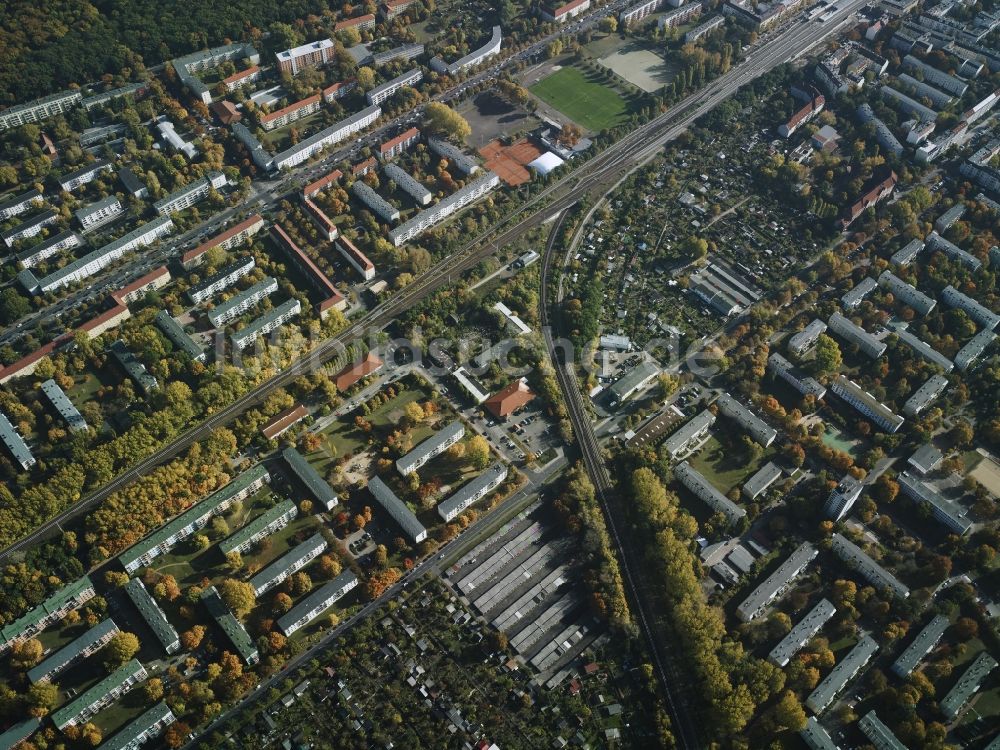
466;435;491;469
103;631;141;668
10;638;43;670
812;334;843;372
218;578;256;619
181;625;206;651
424;102;471;141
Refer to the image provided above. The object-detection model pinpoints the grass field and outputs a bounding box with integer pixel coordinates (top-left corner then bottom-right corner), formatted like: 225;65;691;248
689;436;773;495
529;66;629;132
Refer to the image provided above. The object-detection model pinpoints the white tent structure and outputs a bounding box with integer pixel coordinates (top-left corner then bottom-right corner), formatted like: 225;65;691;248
528;152;565;175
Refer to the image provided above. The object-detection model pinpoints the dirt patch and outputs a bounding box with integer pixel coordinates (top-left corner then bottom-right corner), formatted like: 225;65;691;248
479;138;544;186
342;450;374;486
456;91;540;146
598;43;676;93
971;457;1000;497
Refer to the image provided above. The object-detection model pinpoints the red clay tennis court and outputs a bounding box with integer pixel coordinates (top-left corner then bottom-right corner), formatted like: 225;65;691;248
479;139;544;186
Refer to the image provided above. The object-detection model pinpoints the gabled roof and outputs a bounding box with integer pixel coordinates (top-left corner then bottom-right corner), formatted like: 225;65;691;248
484;378;535;418
335;351;383;391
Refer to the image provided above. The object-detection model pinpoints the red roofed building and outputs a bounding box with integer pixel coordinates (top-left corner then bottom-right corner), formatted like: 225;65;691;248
270;225;347;318
111;266;171;306
302;197;338;241
335;236;376;281
303;169;343;198
223;65;261;91
380;0;417;19
334;14;376;31
182;214;265;269
352;157;377;177
842;170;897;228
78;304;131;338
778;93;825;137
259;94;322;131
335;351;383;391
379;127;420;160
210;100;242;125
484;378;535;419
261;403;309;440
322;80;357;103
540;0;591;22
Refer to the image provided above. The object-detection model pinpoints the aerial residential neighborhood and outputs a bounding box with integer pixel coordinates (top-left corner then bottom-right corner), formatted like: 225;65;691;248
0;0;999;747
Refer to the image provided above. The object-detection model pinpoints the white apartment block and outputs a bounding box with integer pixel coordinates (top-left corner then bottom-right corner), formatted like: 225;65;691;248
154;172;227;215
75;196;123;231
878;271;936;316
831;533;910;598
57;160;113;192
663;409;716;460
17;230;82;269
270;105;381;171
249;532;328;596
788;319;827;357
438;464;508;521
231;298;301;350
188;256;256;304
389;172;499;246
2;210;58;247
0;576;94;653
219;499;298;555
51;659;148;729
736;543;817;622
397;421;465;475
260;94;322;131
0;189;42;221
28;618;120;684
831;376;905;433
620;0;667;24
208;276;278;328
366;68;423;106
828;312;886;358
384;163;432;205
941;285;1000;330
428;26;502;75
277;571;359;635
0;90;82;131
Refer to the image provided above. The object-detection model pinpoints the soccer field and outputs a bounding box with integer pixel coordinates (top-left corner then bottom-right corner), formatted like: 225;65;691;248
529;66;629;132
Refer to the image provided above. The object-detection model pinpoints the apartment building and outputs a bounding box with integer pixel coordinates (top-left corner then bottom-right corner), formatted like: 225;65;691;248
828;313;886;358
277;570;359;636
208;276;277;327
302;197;338;241
57;159;113;193
271;225;346;317
109;340;158;396
742;461;782;501
663;410;716;460
800;717;838;750
891;238;924;266
380;0;418;19
188;256;256;304
0;410;35;470
898;471;972;535
366;68;423;106
941;652;997;718
540;0;591;22
0;90;82;131
736;542;817;622
427;137;480;175
172;42;260;104
220;499;298;556
368;476;428;543
260;94;322;131
125;577;180;654
110;266;171;308
118;464;270;573
878;271;936;316
941;285;1000;330
831;376;904;433
335;236;376;280
858;711;907;750
955;329;996;371
891;614;948;678
439;464;508;521
302;168;343;198
675;461;746;525
926;231;982;271
787;319;827;357
716;393;777;447
283;447;339;511
805;635;878;713
779;93;825;137
51;659;147;730
824;474;863;521
0;188;42;221
841;170;897;227
200;586;259;665
768;599;836;667
261;404;308;441
2;210;58;247
767;353;827;399
41;378;87;433
831;533;910;598
841;277;877;310
323;80;357;102
75;195;123;231
154;172;227;216
384;163;431;205
0;576;94;653
389;171;500;246
222;65;261;91
182;214;265;269
888;324;954;373
619;0;668;25
250;531;328;596
28;618;119;684
352;180;400;222
685;15;726;42
902;54;969;96
397;421;465;475
270;105;382;171
334;14;376;31
276;39;335;75
378;127;421;161
231;298;302;351
118;166;148;199
428;26;502;75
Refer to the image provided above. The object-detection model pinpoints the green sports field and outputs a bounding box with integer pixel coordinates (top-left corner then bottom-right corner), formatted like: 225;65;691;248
529;66;629;132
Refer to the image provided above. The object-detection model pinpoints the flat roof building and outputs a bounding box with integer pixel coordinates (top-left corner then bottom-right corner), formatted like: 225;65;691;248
75;195;123;231
351;180;399;222
908;443;943;475
452;367;491;404
935;203;967;233
0;576;95;653
427;137;480;175
904;374;949;417
831;376;904;434
768;353;827;399
0;90;82;131
207;276;277;328
609;359;660;406
98;702;175;750
663;410;716;460
675;461;746;525
283;447;338;511
276;39;335;75
736;542;817;622
397;421;465;475
40;378;87;432
0;718;41;750
805;634;878;714
954;329;996;371
0;188;42;221
125;577;180;654
828;313;886;359
28;618;119;684
277;570;359;636
188;255;256;304
231;299;301;351
824;474;863;521
858;711;907;750
438;463;507;521
384;163;432;205
270;105;381;171
249;532;328;596
366;68;423;106
155;310;205;362
2;209;58;247
56;159;112;192
717;393;777;447
878;271;936;316
118;464;270;573
891;614;948;678
841;277;878;310
898;471;972;535
799;717;839;750
743;461;783;501
154;172;226;216
51;659;147;730
200;586;259;664
427;26;502;75
388;172;499;246
941;652;997;718
0;410;35;470
220;499;297;556
941;285;999;331
891;238;924;266
367;476;427;543
172;42;259;104
831;533;909;599
769;599;837;667
788;319;827;357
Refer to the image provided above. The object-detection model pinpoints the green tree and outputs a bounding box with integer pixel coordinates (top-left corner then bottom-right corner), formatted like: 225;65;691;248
424;102;471;142
0;288;31;325
26;681;59;717
103;631;140;668
218;578;256;619
773;690;807;731
813;334;843;372
356;66;376;89
680;235;708;260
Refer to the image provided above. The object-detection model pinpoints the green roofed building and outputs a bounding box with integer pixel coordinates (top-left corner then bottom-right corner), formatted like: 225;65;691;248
118;464;270;574
276;570;359;636
219;499;297;556
51;659;148;729
0;718;41;750
282;448;338;510
0;576;95;653
249;532;328;596
98;701;175;750
28;618;119;684
154;310;205;362
200;586;259;665
125;578;180;654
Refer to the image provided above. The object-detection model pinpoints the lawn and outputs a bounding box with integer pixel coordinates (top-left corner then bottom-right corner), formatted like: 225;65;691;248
689;435;772;495
529;66;629;132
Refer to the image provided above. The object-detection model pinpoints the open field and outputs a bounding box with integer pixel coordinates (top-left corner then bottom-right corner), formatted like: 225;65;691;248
456;91;540;149
598;43;677;93
689;435;771;494
971;456;1000;497
529;66;629;132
